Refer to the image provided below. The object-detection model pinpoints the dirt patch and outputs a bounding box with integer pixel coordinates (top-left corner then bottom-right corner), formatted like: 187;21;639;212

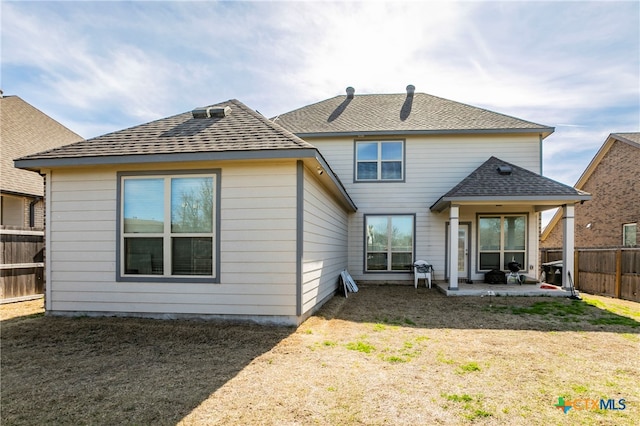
2;286;638;425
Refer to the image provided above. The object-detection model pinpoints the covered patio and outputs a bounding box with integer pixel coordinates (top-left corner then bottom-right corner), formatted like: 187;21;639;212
429;157;591;295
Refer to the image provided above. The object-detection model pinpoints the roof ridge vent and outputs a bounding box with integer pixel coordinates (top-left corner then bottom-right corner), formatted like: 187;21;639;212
497;165;513;175
192;106;231;119
346;86;355;99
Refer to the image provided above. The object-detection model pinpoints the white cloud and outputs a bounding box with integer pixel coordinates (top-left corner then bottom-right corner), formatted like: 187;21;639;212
1;0;638;147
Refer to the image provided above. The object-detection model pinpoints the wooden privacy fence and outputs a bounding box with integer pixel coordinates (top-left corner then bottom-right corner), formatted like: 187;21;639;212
1;226;44;301
541;248;640;302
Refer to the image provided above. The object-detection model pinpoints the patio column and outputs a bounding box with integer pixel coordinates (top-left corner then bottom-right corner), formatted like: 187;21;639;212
562;204;575;291
448;204;459;290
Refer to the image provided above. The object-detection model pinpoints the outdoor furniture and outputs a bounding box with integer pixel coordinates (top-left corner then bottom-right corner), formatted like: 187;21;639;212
507;261;523;285
413;260;433;288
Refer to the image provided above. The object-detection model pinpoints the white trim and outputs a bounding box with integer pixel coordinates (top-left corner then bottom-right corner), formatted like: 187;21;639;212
45;170;52;311
0;229;44;236
0;263;44;269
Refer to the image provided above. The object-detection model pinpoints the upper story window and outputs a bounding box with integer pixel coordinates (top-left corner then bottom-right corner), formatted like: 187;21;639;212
117;170;219;283
623;223;637;247
355;140;404;181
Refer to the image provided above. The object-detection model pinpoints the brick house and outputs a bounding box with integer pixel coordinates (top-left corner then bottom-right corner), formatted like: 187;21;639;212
541;132;639;249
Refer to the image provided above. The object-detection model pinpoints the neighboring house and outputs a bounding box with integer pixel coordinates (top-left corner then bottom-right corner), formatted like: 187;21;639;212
1;93;83;227
541;132;639;249
1;93;83;301
16;87;589;324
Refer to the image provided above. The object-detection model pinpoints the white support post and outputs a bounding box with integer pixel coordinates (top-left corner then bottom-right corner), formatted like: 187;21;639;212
449;205;459;290
562;204;575;291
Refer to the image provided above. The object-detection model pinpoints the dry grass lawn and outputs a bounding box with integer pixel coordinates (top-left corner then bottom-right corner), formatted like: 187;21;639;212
1;286;638;425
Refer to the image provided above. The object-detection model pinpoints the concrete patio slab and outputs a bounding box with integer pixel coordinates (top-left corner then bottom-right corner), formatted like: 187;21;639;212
433;281;577;297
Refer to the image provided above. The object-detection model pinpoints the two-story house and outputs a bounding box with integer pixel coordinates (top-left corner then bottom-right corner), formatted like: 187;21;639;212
15;87;589;325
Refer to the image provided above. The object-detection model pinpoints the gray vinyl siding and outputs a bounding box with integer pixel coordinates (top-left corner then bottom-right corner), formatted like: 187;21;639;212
301;165;349;315
46;161;301;323
308;133;542;282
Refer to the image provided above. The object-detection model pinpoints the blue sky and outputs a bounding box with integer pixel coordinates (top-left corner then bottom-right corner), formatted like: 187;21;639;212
2;1;639;201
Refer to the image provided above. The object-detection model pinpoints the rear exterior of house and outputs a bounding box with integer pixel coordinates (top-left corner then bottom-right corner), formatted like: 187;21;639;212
16;88;589;323
275;87;589;289
17;100;355;325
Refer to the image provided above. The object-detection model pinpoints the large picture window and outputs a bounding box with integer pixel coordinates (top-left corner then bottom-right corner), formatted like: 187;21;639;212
118;171;218;282
478;214;526;271
365;215;414;271
355;141;404;181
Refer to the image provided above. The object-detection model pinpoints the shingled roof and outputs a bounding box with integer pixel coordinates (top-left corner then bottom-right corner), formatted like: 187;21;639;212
273;86;554;137
430;156;591;212
16;99;317;169
1;95;83;196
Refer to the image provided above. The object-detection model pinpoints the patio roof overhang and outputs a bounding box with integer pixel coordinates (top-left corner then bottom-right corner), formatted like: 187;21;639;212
429;156;591;213
429;194;592;213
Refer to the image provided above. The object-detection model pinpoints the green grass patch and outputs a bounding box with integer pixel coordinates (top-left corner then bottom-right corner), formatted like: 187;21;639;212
510;300;587;316
382;355;407;363
457;361;481;373
571;384;589;394
582;296;640;320
322;340;337;347
500;299;640;328
444;393;473;402
372;323;386;331
589;315;639;328
442;393;492;420
345;341;375;354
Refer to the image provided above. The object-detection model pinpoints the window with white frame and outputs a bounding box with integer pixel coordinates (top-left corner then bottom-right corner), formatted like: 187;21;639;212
623;223;637;247
355;140;404;181
365;215;414;271
118;171;218;281
478;214;526;271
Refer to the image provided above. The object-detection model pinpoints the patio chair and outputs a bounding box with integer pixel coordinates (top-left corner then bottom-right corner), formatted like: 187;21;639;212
413;260;433;289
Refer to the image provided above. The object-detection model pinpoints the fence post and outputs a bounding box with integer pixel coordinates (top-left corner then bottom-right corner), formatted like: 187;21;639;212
615;249;622;299
574;250;580;289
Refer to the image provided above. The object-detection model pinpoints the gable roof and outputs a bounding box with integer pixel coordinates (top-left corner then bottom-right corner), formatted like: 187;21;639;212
430;156;591;212
273;87;554;138
541;132;639;240
16;99;317;168
15;98;357;212
1;95;83;196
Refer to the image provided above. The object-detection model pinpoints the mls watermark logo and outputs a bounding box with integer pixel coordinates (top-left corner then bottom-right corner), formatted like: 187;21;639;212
555;396;627;413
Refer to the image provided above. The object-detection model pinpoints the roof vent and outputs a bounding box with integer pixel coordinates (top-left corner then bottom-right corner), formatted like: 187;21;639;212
406;84;415;95
497;165;513;175
346;86;355;99
192;106;231;119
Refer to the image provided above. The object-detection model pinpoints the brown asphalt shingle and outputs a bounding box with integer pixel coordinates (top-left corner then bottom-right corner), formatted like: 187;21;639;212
17;99;315;162
430;156;590;211
1;95;83;196
273;90;553;135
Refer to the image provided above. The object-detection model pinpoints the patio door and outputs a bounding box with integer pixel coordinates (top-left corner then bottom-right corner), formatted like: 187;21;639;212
458;224;469;277
446;222;470;281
